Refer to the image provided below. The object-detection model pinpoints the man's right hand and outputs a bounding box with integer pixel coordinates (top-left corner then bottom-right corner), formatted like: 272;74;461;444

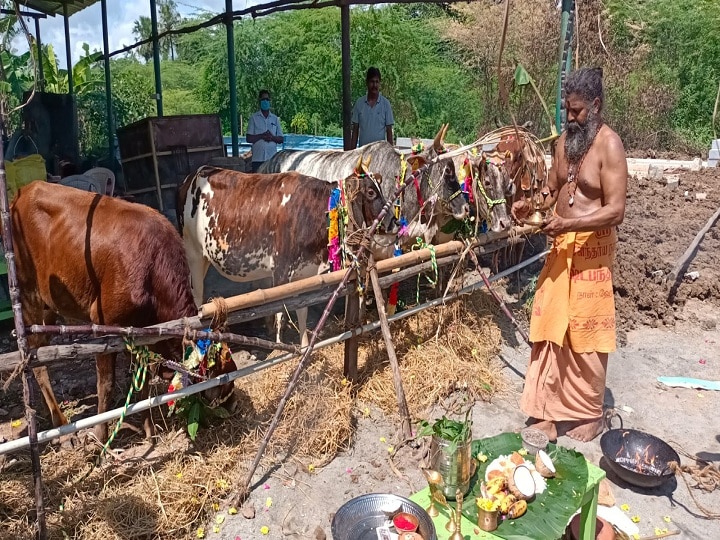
511;199;531;223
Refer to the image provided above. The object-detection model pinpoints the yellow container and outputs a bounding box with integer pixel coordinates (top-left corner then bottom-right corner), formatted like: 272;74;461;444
5;154;47;200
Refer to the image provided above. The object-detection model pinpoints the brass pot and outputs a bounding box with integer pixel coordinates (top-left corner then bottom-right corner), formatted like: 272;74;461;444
429;435;472;501
477;508;499;532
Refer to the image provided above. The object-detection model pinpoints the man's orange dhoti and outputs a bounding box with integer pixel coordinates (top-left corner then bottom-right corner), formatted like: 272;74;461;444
520;228;617;422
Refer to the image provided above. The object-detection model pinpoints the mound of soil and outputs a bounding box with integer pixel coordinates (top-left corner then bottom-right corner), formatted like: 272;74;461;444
614;167;720;337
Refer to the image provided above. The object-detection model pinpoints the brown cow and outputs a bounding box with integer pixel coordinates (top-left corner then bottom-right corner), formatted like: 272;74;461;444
177;163;393;346
9;181;233;443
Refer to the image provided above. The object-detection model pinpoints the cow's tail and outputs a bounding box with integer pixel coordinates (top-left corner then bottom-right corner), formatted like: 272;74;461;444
175;170;198;236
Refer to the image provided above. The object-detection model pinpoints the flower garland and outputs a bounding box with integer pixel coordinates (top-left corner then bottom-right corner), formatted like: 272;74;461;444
327;181;348;272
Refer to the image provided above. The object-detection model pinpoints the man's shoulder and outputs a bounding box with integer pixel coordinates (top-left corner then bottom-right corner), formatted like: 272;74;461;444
598;124;625;155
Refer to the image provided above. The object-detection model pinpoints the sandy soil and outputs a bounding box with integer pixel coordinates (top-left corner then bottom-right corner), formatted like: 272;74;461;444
2;167;720;539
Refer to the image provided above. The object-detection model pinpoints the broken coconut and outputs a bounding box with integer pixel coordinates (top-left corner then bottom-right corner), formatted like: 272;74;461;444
535;450;556;479
508;465;536;501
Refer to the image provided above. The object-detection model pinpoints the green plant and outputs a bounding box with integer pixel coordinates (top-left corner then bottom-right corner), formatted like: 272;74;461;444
169;393;230;441
417;408;472;454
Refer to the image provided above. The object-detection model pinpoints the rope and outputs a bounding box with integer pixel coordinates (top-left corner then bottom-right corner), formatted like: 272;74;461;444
477;160;507;209
209;296;228;331
96;340;154;458
665;441;720;519
411;238;438;304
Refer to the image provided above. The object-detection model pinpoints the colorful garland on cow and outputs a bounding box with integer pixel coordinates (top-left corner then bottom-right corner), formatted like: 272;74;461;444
327;180;348;272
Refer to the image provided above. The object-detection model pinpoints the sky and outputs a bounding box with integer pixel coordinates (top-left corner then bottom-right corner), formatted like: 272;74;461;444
12;0;258;69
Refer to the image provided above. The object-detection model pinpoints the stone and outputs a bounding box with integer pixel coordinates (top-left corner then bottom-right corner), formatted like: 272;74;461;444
691;157;703;171
696;192;708;200
664;174;680;190
313;526;327;540
241;502;256;519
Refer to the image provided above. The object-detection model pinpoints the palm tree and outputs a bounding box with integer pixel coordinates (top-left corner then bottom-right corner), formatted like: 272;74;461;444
159;0;181;61
132;16;154;62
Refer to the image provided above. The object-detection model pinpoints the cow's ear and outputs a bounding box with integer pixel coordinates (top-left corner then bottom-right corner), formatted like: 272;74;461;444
407;155;427;172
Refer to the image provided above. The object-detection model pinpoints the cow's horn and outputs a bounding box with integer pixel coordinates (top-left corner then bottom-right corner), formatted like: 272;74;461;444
363;155;372;170
433;123;449;150
355;155;363;174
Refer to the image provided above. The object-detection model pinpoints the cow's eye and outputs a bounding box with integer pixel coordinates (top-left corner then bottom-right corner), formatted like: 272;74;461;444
366;189;377;200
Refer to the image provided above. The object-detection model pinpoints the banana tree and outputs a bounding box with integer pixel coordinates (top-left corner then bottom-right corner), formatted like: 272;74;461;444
514;63;558;139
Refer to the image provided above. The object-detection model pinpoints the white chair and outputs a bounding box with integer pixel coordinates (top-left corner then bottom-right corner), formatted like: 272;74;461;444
59;174;102;193
84;167;116;196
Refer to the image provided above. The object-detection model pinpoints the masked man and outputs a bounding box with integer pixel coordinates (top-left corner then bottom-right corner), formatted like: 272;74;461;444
247;89;284;172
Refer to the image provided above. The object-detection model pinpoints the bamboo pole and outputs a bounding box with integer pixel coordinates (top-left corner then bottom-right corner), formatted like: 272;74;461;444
201;228;533;318
0;105;47;537
27;324;297;353
369;258;412;439
467;243;530;345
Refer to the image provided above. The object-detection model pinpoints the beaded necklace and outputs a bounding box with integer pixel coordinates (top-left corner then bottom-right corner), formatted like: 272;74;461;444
566;122;603;206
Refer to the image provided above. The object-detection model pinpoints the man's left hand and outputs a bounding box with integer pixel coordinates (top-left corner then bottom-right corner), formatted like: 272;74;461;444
540;215;569;238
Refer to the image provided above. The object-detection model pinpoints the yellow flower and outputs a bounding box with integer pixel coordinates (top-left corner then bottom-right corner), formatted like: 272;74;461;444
341;378;349;386
387;446;394;453
631;515;640;523
620;504;630;512
228;507;238;515
215;514;225;525
654;528;669;536
213;525;220;534
10;419;21;428
175;472;183;479
265;497;272;508
363;407;370;417
212;503;219;512
518;448;528;456
380;437;386;443
215;479;229;489
632;535;639;540
477;453;488;463
196;527;205;538
663;516;672;523
308;464;315;472
260;526;270;535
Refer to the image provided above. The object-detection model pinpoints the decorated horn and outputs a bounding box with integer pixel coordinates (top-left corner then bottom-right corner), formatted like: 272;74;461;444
355;155;363;174
363;155;372;170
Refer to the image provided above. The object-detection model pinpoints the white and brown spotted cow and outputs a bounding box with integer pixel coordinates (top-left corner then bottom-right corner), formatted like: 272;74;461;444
177;163;392;346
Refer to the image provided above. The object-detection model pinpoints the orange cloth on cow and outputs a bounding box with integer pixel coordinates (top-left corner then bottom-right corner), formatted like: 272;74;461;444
520;339;608;422
529;228;617;353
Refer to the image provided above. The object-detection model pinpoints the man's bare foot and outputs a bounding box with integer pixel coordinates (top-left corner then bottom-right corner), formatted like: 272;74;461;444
565;418;605;442
531;420;557;442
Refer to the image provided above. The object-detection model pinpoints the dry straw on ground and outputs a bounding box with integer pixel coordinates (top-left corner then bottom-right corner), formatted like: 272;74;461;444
0;290;505;539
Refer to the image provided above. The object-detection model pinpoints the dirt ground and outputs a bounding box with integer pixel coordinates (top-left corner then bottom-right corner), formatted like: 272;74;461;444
1;166;720;539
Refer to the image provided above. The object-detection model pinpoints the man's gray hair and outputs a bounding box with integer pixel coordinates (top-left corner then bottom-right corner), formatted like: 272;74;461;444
565;67;604;109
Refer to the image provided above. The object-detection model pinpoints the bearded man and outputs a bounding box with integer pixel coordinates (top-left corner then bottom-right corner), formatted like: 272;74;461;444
512;67;628;442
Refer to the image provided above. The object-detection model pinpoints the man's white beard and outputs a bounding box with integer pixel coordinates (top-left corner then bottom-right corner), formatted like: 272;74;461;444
565;109;601;164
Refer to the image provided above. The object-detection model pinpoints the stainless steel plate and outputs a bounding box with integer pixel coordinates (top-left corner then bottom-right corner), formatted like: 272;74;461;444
331;493;437;540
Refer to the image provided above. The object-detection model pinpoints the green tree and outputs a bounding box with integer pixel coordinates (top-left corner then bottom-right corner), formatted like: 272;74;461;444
159;0;181;61
132;16;154;62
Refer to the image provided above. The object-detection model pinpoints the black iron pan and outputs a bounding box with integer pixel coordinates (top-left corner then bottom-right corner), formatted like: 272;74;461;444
600;429;680;488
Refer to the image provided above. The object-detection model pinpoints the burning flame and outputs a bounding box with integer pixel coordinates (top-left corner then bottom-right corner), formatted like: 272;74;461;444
615;442;663;476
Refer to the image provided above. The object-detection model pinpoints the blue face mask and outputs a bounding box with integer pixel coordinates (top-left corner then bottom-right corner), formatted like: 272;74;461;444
260;99;271;111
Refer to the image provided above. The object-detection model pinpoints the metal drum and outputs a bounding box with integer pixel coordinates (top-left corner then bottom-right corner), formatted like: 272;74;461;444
429;435;472;500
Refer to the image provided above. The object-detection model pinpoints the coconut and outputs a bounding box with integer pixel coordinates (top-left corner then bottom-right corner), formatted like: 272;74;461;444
508;465;536;501
535;450;556;478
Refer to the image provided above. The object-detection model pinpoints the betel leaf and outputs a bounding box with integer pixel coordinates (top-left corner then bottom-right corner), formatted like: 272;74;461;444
514;63;532;87
187;401;202;441
461;433;591;540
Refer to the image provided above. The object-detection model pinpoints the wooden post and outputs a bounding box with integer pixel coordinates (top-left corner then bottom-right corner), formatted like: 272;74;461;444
343;286;360;383
0;107;47;538
369;258;412;440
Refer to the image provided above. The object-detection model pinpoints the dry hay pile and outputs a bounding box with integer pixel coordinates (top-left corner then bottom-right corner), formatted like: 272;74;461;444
0;290;505;539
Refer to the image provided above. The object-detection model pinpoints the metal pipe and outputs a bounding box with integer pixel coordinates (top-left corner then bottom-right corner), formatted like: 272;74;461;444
225;0;239;157
150;0;163;116
63;5;73;94
554;0;575;133
340;2;352;150
100;0;114;161
0;249;547;456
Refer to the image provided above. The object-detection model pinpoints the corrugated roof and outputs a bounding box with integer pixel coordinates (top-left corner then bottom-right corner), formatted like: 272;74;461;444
16;0;99;17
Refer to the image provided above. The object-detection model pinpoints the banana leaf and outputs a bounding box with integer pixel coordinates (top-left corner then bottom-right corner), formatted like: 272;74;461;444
460;433;590;540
